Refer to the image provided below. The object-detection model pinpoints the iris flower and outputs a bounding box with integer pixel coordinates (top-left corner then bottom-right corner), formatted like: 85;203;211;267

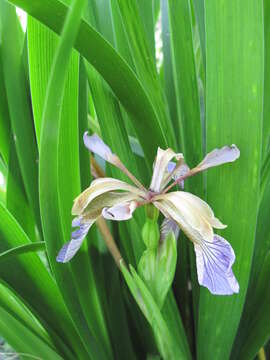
57;133;240;295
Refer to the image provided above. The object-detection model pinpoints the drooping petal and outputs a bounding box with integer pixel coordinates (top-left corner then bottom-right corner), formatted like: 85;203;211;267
153;193;214;242
84;132;146;190
56;218;95;263
150;147;184;192
170;191;226;229
160;218;180;242
102;200;138;221
194;234;239;295
72;178;146;215
195;145;240;172
167;161;190;189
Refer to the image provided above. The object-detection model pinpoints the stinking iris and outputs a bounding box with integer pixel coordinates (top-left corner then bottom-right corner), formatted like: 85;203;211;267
57;132;240;295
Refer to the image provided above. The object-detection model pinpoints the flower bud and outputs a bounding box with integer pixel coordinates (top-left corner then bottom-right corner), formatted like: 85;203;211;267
142;219;159;249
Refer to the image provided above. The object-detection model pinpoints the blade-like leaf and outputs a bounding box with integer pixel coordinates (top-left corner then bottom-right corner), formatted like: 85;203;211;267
0;283;54;351
0;2;42;233
6;141;37;242
231;166;270;358
0;47;11;165
166;0;202;167
38;0;112;357
0;242;45;260
0;202;89;359
8;0;167;165
262;0;270;159
116;0;176;149
121;262;191;360
0;305;63;360
231;252;270;360
197;1;264;359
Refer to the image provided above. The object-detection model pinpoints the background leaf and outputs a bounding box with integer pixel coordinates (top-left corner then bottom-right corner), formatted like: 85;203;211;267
197;1;264;359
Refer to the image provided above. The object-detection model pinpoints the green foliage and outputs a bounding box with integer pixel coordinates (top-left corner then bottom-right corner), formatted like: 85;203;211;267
0;0;268;359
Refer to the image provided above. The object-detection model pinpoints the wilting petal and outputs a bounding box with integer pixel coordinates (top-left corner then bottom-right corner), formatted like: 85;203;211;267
160;218;180;242
102;201;137;221
194;234;239;295
150;147;183;192
153;193;214;242
56;219;95;263
171;191;226;229
72;178;146;215
167;161;190;189
84;132;146;190
195;145;240;172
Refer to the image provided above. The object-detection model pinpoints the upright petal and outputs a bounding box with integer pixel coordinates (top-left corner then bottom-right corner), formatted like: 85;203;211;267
194;234;239;295
56;218;95;263
162;144;240;192
84;132;146;190
102;200;138;221
150;147;183;192
72;177;146;215
195;145;240;172
167;161;190;189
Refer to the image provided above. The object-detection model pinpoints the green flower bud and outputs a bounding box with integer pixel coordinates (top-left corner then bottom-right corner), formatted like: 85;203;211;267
142;219;159;249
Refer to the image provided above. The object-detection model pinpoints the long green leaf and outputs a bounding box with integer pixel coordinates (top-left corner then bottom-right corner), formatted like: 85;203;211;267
27;17;58;148
193;0;205;70
0;47;11;165
167;0;202;166
0;307;63;359
0;2;42;233
0;242;45;260
116;0;176;149
0;283;54;351
0;202;88;359
121;263;191;360
231;252;270;359
197;1;264;359
8;0;167;165
6;141;37;241
38;0;112;357
231;167;270;358
262;0;270;159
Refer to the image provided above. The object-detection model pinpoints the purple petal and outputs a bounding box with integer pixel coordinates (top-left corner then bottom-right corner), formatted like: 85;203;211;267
102;201;137;221
167;162;190;189
83;132;113;161
56;220;93;263
167;162;176;173
72;216;82;227
197;145;240;172
83;132;146;191
194;234;239;295
160;218;180;242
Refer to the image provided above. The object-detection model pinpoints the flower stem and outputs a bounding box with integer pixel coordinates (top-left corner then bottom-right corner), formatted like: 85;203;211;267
96;217;126;269
91;154;127;268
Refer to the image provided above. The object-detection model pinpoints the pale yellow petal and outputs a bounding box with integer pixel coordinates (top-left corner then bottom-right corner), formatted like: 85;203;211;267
166;191;227;229
153;195;214;243
72;178;146;215
81;192;142;221
150;147;183;192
